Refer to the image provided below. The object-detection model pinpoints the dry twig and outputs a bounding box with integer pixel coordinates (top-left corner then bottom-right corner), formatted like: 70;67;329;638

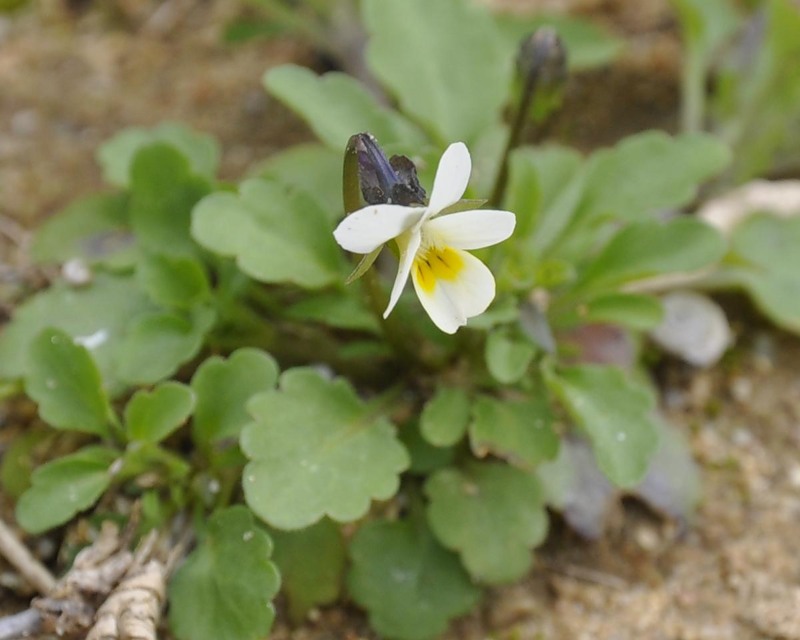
0;517;56;595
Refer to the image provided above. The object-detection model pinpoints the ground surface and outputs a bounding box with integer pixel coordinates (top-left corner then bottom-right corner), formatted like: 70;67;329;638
1;1;799;639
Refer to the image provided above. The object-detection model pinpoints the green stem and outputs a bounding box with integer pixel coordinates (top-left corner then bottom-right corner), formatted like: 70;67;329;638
490;74;538;208
681;56;705;133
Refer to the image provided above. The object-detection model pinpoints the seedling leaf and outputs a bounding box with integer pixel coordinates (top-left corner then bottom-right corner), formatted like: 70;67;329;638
191;348;279;445
25;328;113;436
16;446;118;534
124;382;195;444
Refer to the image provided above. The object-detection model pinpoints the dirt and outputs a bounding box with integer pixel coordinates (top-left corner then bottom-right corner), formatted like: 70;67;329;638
1;1;800;639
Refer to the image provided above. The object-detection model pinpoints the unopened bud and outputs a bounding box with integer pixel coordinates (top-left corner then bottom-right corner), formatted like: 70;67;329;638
343;133;426;213
517;27;567;91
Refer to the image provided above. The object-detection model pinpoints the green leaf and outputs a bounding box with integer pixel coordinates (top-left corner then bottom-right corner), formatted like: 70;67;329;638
285;291;379;333
241;368;409;529
0;273;154;393
191;348;279;445
0;428;53;498
348;519;481;640
137;252;210;309
577;131;731;223
497;13;624;70
256;144;342;221
116;307;216;385
270;519;346;622
124;382;195;444
731;213;800;274
672;0;741;132
98;122;220;188
30;193;137;268
727;214;800;331
729;269;800;333
635;419;701;523
192;178;343;288
399;420;455;475
546;365;660;487
577;218;726;291
672;0;739;71
419;386;471;447
484;330;536;384
25;328;113;436
264;65;425;151
425;462;548;584
362;0;511;143
469;395;558;469
169;506;280;640
15;446;118;534
572;293;664;330
129;144;212;256
505;146;585;256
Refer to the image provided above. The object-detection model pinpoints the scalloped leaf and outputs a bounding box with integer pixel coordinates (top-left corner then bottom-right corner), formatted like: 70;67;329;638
425;462;548;584
169;506;280;640
484;330;536;384
419;386;471;448
241;368;409;529
124;381;195;444
192;178;343;288
270;518;346;622
347;519;480;640
191;348;279;445
264;65;425;151
25;328;113;436
15;446;118;534
546;364;660;487
469;395;558;469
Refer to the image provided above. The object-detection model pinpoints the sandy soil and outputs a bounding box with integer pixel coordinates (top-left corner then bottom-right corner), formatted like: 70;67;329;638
1;2;799;639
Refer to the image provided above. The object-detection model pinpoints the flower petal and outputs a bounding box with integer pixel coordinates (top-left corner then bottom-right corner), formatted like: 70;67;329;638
424;209;516;250
334;204;423;254
412;249;496;334
425;142;472;218
384;229;422;318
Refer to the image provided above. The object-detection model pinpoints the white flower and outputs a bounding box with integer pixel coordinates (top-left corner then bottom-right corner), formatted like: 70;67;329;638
333;142;516;334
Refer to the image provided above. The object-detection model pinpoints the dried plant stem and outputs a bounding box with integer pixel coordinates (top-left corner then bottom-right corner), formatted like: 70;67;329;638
0;517;56;595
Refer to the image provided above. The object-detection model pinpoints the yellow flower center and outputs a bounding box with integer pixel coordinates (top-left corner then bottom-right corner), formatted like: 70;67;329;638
413;246;464;293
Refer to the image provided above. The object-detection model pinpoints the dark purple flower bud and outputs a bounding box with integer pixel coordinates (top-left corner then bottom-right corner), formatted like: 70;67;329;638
351;133;426;206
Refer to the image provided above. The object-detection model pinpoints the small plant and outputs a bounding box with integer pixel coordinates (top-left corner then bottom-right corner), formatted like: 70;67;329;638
3;0;800;639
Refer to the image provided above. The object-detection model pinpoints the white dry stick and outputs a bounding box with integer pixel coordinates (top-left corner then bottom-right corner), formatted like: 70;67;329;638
87;560;167;640
0;516;56;595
